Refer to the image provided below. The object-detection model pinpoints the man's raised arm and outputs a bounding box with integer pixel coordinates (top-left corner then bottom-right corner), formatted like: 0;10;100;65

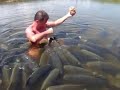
46;6;76;27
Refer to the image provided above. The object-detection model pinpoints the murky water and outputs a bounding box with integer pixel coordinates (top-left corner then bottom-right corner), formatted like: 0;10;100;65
0;0;120;48
0;0;120;90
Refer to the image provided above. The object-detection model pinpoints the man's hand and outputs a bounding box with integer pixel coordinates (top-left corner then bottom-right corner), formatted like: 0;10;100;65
46;28;53;34
69;6;76;16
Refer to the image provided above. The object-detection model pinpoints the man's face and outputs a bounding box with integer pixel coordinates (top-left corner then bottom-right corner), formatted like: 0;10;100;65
36;19;47;27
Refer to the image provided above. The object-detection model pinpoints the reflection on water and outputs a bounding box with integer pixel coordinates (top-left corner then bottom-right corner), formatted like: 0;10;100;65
0;0;120;90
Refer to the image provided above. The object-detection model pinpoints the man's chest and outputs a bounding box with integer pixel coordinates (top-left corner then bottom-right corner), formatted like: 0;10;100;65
33;27;46;34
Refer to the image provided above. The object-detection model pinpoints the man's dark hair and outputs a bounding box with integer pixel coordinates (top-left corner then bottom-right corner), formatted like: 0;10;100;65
34;10;49;21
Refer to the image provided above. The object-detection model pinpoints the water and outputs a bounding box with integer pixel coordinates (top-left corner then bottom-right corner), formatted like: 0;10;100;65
0;0;120;90
0;0;120;47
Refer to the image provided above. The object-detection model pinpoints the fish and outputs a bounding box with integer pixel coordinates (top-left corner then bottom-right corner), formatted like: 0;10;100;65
66;45;87;63
0;54;22;68
22;64;33;80
7;63;25;90
0;44;8;61
26;64;52;89
39;49;51;66
21;54;38;69
53;47;70;65
53;32;67;38
0;47;27;67
85;41;120;60
46;84;84;90
83;39;120;61
68;45;104;61
41;68;60;90
112;37;120;48
51;41;81;66
19;42;30;50
98;30;109;38
22;67;27;90
78;49;104;61
105;74;120;89
60;38;80;45
61;47;81;66
63;74;108;86
0;79;2;88
77;44;103;58
101;53;119;63
0;47;7;53
64;65;94;76
0;47;26;61
85;61;120;76
5;31;26;40
4;38;28;49
2;65;11;90
48;48;63;74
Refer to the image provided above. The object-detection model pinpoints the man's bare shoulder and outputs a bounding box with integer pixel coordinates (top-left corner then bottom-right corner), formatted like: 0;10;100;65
25;25;33;33
26;25;32;30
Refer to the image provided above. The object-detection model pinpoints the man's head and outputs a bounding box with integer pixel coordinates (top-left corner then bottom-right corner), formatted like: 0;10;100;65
34;10;49;24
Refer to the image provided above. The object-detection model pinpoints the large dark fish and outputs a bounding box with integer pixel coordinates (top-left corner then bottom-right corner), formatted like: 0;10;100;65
85;61;120;76
20;54;38;69
54;32;67;38
48;48;63;74
51;40;81;66
60;38;81;45
41;68;60;90
0;79;2;89
39;49;51;66
0;48;7;54
78;49;104;61
85;41;120;60
0;54;22;67
4;38;28;49
61;47;81;66
19;42;30;50
63;74;108;86
53;47;70;65
64;65;94;76
26;64;52;89
7;63;25;90
67;45;104;63
0;47;27;66
2;65;11;90
5;31;26;40
0;47;26;62
46;84;84;90
46;85;110;90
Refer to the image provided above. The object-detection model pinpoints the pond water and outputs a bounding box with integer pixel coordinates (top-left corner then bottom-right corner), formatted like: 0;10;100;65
0;0;120;90
0;0;120;50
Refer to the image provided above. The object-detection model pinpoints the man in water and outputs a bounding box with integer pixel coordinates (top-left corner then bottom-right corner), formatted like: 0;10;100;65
25;7;76;62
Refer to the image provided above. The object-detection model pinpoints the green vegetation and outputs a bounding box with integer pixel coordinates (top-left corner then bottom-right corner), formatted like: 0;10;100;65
0;0;46;3
93;0;120;4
